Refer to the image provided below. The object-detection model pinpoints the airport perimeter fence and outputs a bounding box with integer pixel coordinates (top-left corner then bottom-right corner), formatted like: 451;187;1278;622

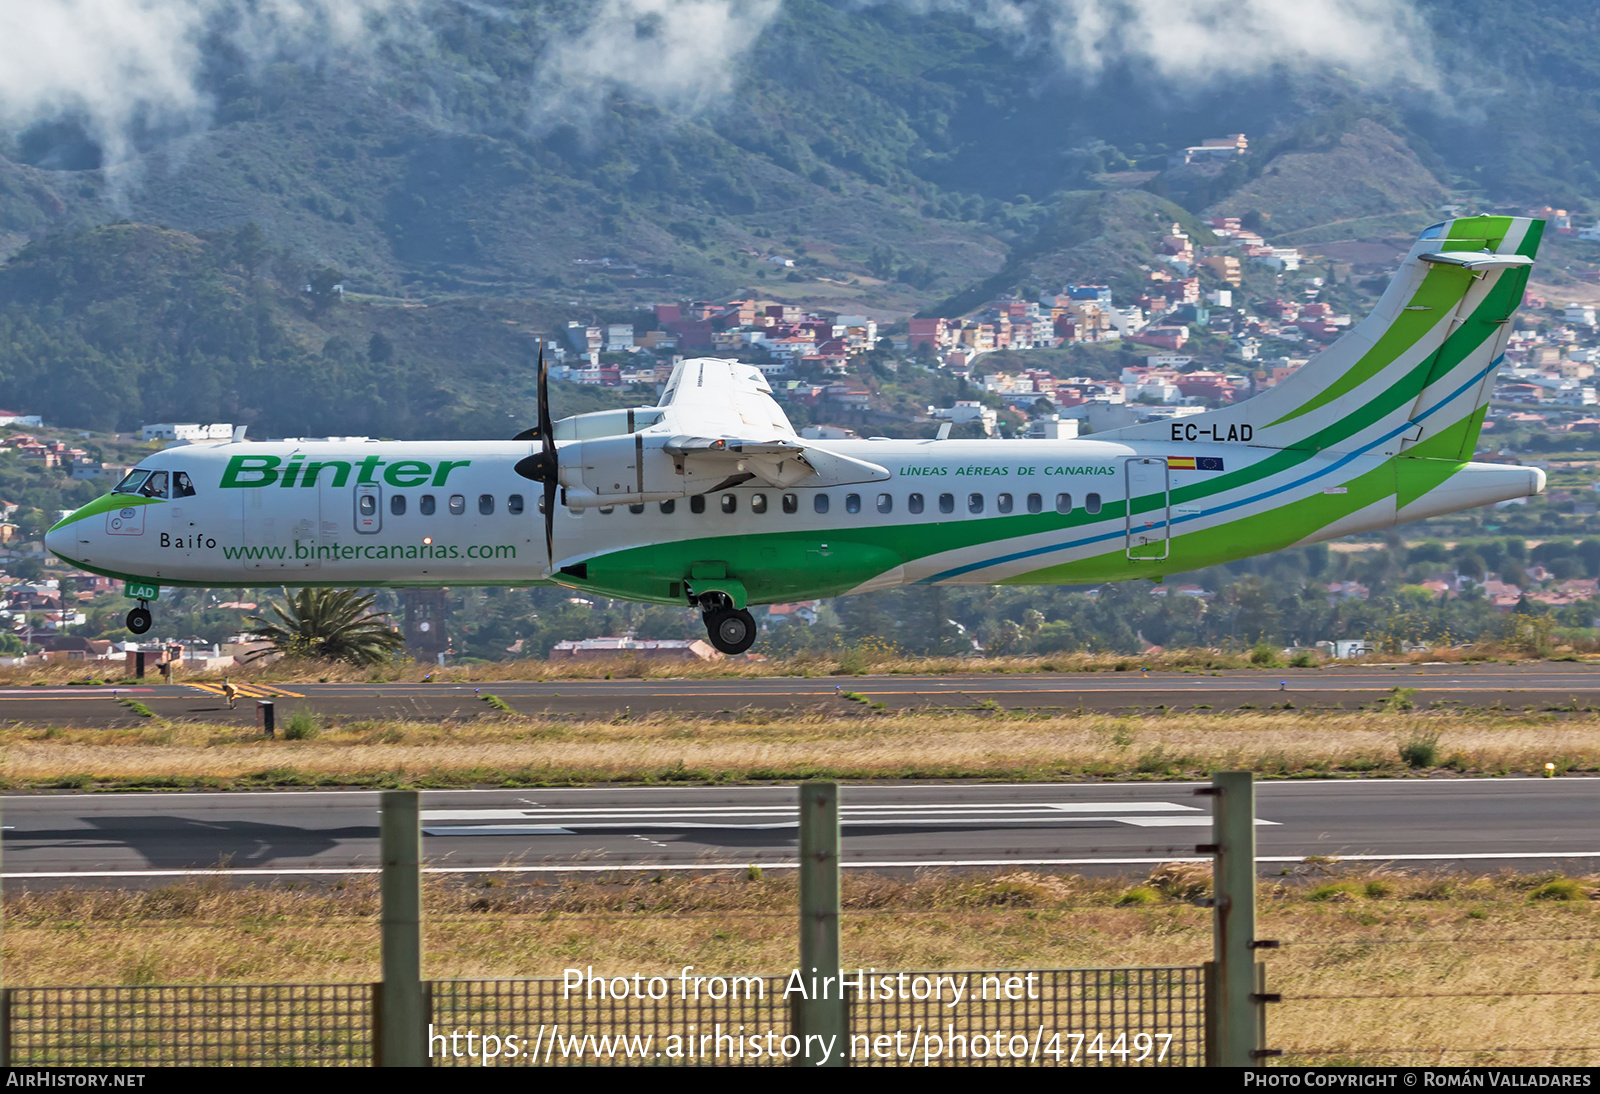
0;776;1269;1067
1268;929;1600;1066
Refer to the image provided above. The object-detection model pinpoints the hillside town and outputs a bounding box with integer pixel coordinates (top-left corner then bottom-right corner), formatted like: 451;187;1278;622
8;163;1600;663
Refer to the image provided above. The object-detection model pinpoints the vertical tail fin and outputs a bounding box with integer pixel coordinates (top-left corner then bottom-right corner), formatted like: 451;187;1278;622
1097;215;1542;458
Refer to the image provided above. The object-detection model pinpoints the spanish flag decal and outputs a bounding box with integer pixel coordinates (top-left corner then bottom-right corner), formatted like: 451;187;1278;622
1167;456;1225;471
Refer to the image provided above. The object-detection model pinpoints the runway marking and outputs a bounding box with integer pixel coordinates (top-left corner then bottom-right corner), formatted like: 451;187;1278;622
417;800;1243;834
419;802;1201;822
10;850;1600;880
187;683;304;699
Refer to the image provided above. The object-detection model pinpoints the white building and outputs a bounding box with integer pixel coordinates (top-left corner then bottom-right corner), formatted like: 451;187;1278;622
929;401;999;436
141;423;233;442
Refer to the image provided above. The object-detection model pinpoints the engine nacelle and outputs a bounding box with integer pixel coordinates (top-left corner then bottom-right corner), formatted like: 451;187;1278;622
558;433;735;507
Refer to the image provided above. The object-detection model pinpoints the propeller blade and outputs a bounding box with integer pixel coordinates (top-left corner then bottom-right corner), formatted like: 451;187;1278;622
537;341;557;565
544;479;557;562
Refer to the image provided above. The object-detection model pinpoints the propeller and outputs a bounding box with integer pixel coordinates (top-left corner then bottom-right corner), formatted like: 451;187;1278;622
513;341;559;565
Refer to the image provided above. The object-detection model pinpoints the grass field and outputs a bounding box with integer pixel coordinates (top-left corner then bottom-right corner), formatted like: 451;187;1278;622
6;867;1595;1066
0;707;1595;790
0;644;1575;690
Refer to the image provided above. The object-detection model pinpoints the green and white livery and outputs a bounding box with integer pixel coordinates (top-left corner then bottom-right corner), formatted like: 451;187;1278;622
46;215;1546;653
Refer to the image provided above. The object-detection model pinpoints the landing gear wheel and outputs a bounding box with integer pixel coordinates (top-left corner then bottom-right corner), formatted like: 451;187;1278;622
705;607;757;655
126;607;152;635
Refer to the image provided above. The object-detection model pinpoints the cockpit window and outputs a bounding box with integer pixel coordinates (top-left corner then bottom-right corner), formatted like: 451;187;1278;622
138;471;169;499
113;469;150;495
172;471;196;498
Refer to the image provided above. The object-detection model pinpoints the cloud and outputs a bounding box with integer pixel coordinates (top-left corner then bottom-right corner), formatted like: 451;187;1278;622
0;1;419;165
901;0;1435;86
532;0;781;126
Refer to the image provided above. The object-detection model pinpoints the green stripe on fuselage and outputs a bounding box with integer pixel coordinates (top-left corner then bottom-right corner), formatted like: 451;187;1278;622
49;492;163;532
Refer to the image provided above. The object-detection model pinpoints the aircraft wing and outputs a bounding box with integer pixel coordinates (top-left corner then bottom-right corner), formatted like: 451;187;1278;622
657;357;799;439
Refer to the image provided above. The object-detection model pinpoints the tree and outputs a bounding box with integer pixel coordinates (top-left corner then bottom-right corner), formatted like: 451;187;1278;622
245;588;406;665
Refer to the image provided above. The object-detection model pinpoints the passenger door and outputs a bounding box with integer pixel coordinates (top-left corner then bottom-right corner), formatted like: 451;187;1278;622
1124;457;1170;561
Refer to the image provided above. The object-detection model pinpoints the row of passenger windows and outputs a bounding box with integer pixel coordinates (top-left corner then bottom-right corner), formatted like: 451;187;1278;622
591;492;1104;516
374;494;526;517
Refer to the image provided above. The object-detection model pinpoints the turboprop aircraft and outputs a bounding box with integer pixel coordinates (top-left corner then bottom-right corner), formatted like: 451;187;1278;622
46;214;1546;655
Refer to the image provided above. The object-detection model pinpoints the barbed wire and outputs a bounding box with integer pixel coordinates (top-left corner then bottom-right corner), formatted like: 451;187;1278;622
1277;935;1600;946
1286;989;1600;1000
1288;1046;1600;1056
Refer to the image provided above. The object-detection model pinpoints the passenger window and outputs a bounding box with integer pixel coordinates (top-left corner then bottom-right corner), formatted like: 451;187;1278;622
172;472;196;498
997;493;1013;514
877;493;892;514
479;494;495;515
508;495;524;515
968;493;984;514
721;493;737;514
751;493;768;514
139;471;169;499
391;495;407;516
629;503;645;514
358;494;377;518
939;493;954;514
690;495;706;514
782;494;798;514
1027;493;1042;514
1055;493;1072;514
909;493;924;514
845;494;861;514
660;499;677;514
814;494;830;514
449;495;466;515
420;494;436;515
1086;492;1102;514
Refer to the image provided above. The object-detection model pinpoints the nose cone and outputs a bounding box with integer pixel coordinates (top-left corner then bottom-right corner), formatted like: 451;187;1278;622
44;513;77;560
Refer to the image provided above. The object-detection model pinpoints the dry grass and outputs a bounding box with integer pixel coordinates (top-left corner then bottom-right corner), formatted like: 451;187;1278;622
3;644;1576;688
6;867;1596;1065
3;708;1599;789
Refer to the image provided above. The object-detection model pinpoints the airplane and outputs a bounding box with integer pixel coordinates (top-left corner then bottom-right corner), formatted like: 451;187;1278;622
45;214;1546;656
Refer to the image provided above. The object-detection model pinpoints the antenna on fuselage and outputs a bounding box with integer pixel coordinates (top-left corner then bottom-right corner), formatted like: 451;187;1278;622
936;422;952;440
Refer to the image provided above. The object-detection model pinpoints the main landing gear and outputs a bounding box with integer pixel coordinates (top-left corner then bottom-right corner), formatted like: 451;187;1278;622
126;601;153;635
700;595;757;656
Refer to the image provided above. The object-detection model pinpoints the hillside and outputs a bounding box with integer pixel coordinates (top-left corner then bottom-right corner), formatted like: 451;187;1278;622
8;0;1600;312
0;223;640;438
1208;119;1448;242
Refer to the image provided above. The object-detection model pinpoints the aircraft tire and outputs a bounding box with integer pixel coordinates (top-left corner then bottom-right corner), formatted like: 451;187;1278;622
126;608;152;635
705;608;757;655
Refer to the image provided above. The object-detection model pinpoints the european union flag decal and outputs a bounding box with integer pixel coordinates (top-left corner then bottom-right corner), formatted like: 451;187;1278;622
1196;456;1225;472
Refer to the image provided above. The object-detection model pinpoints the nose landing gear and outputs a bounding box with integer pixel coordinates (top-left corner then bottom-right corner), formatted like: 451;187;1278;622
699;594;756;656
126;601;152;635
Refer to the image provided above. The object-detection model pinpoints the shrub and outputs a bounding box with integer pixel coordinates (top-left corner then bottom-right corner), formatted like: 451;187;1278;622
283;711;321;741
1529;878;1586;901
1398;727;1441;768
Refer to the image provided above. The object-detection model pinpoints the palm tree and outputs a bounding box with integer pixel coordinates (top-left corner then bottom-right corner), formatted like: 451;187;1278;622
245;588;406;665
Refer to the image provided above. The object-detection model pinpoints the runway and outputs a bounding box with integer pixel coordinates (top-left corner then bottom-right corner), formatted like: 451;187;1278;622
4;778;1596;885
4;661;1600;727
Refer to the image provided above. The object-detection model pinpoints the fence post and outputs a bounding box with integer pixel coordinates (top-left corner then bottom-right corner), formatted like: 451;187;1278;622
0;796;6;1068
1201;770;1265;1066
377;789;425;1067
795;781;846;1067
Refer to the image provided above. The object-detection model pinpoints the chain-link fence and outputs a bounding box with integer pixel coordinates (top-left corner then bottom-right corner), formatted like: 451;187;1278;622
3;967;1204;1067
6;984;374;1066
